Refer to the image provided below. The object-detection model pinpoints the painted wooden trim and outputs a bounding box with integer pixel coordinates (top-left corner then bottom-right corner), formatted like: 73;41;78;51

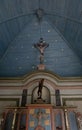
0;71;82;88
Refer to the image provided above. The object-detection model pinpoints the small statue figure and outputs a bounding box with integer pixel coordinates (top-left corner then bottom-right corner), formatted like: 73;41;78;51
37;79;44;99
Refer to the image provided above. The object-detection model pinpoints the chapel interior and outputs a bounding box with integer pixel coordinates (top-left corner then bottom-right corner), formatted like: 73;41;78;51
0;0;82;130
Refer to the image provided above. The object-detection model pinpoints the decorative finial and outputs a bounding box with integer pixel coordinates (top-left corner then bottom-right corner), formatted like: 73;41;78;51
36;9;44;21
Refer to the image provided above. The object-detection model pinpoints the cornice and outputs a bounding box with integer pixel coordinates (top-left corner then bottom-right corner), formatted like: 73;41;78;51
0;70;82;87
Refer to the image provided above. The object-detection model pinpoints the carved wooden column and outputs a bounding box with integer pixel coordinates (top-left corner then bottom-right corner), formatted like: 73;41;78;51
12;109;17;130
63;106;77;130
1;111;7;130
61;110;65;130
64;108;70;130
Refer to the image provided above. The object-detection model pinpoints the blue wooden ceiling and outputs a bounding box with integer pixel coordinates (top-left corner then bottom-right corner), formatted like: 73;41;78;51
0;0;82;77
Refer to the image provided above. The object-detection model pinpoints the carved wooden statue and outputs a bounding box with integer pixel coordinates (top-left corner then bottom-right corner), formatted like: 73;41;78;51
34;38;49;64
37;79;44;99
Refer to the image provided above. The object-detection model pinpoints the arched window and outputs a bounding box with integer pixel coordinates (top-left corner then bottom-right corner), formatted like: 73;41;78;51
32;86;50;104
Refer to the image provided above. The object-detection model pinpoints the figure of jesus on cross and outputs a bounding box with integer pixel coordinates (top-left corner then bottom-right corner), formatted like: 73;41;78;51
34;38;49;64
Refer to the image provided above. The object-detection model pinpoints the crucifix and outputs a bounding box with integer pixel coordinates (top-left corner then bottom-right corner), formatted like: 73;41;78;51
34;38;49;64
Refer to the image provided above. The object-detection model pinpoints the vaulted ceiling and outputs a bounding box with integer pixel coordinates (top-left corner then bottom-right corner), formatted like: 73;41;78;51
0;0;82;78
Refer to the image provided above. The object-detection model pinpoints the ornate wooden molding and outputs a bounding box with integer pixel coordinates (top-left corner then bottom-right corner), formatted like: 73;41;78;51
0;70;82;88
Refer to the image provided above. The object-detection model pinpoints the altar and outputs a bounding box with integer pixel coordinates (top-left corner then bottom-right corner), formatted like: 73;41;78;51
0;71;81;130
